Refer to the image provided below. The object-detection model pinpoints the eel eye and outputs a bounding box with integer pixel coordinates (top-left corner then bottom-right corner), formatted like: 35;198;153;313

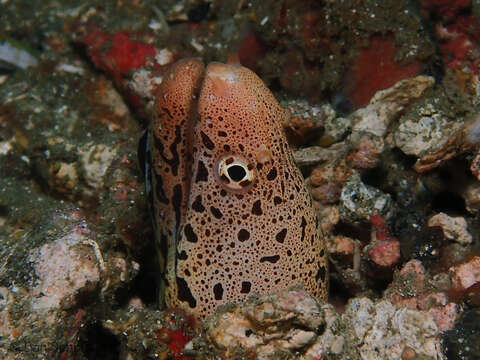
216;155;255;192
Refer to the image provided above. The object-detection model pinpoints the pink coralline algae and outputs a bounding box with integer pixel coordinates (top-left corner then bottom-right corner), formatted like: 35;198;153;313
436;15;480;73
347;34;422;108
79;27;156;77
367;213;401;268
420;0;480;89
77;26;176;116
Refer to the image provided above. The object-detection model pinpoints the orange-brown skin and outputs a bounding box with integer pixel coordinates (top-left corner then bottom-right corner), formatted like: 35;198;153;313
150;58;328;319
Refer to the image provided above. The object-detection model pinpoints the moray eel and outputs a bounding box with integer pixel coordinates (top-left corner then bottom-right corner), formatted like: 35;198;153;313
144;58;328;319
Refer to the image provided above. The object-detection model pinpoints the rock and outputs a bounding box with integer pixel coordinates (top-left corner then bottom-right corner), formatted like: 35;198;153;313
79;142;119;191
399;260;427;290
48;161;78;195
367;238;401;267
310;161;354;204
463;111;480;148
323;116;352;144
0;204;141;359
427;212;473;245
346;134;384;170
409;110;480;173
328;235;355;257
0;209;97;358
201;289;448;360
28;225;102;312
450;256;480;291
345;298;443;360
340;173;394;223
395;106;462;157
207;289;326;357
384;260;458;333
351;75;435;137
470;148;480;181
429;303;458;333
293;143;347;168
311;182;343;204
281;99;329;146
462;181;480;213
315;204;340;234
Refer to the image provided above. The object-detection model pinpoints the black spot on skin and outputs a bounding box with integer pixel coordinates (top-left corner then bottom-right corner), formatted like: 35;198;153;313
252;200;263;215
216;245;223;252
320;249;325;257
275;228;287;243
273;196;282;205
153;125;182;176
260;255;280;263
287;249;292;256
155;174;169;204
220;189;227;197
184;224;198;243
245;329;253;336
210;206;223;219
196;160;208;182
267;167;277;180
172;184;182;228
200;131;215;150
177;276;196;308
239;179;252;188
238;229;250;242
161;106;173;119
218;130;227;137
240;281;251;294
316;265;327;282
213;283;223;300
192;195;205;212
177;250;188;260
257;163;263;171
300;216;307;242
224;144;230;152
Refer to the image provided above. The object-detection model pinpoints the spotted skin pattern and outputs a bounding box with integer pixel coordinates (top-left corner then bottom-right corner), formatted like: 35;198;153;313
149;58;328;319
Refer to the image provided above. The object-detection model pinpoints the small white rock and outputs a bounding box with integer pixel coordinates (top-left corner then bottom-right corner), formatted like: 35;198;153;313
428;212;472;244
